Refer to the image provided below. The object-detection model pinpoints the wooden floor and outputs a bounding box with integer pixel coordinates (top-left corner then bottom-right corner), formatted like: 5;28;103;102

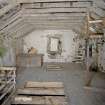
16;63;105;105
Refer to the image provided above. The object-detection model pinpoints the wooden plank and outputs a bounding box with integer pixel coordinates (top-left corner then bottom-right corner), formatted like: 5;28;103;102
47;65;63;71
89;20;103;24
0;17;23;31
0;11;22;31
0;67;16;71
12;95;67;105
13;96;45;105
10;24;35;38
17;0;92;3
26;22;82;26
0;4;19;17
22;12;86;17
84;86;105;93
1;90;15;105
17;88;65;96
45;96;68;105
26;19;83;23
25;82;64;88
22;2;91;8
25;24;80;30
24;15;84;20
23;8;87;14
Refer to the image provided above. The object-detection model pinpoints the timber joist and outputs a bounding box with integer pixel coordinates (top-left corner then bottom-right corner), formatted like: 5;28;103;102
23;8;87;14
17;0;93;4
0;4;21;19
21;1;92;8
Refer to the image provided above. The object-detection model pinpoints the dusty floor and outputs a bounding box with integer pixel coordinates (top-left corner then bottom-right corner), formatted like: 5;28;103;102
16;63;105;105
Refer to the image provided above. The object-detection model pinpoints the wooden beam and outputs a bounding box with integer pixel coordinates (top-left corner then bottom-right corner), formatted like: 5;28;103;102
90;11;102;19
6;23;30;36
23;8;87;14
17;0;93;3
84;86;105;93
8;23;35;38
1;18;25;32
25;82;64;88
89;20;103;24
17;88;65;96
13;96;67;105
22;12;86;17
26;20;83;23
0;4;19;17
26;21;82;25
24;15;84;20
27;24;80;30
18;26;35;38
0;10;22;31
22;2;92;8
91;7;105;17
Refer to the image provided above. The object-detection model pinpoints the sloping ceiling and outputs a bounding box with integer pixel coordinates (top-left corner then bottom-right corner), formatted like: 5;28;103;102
0;0;104;38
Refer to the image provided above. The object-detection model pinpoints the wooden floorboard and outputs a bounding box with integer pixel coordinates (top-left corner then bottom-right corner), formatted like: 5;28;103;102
12;95;68;105
25;81;64;88
17;87;65;96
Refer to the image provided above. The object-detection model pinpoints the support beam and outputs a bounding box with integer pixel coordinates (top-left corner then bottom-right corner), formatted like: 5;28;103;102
0;10;22;31
23;15;84;20
8;23;35;38
18;26;35;38
91;7;105;17
89;20;103;23
26;19;83;23
0;4;19;17
27;24;80;30
17;0;93;3
22;12;86;17
22;2;92;8
26;21;82;25
23;8;87;14
1;18;25;34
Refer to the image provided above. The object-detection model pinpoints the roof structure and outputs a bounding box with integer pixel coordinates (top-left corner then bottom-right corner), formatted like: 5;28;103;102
0;0;104;38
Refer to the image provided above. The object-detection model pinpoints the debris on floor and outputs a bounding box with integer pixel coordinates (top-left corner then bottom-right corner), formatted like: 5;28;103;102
12;82;68;105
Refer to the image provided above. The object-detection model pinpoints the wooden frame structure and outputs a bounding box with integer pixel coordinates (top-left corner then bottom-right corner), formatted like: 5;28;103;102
0;67;16;105
84;12;105;92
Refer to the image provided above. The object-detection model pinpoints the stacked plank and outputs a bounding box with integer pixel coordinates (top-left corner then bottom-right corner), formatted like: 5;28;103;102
12;82;68;105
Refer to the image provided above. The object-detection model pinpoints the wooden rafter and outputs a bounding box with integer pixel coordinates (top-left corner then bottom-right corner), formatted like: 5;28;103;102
17;0;93;3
